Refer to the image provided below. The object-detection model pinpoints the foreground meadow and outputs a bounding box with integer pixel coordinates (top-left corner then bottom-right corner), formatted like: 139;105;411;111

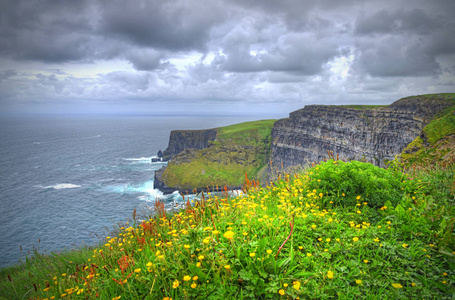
1;159;454;299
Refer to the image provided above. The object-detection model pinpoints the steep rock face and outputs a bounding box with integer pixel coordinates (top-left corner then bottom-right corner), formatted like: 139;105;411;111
162;129;217;160
271;96;453;169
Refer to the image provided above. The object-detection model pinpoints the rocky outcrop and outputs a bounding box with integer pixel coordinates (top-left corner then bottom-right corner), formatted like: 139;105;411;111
271;95;454;169
162;129;217;161
153;166;176;194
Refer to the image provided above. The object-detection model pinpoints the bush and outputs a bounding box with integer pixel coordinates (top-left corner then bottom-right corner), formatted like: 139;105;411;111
307;160;403;208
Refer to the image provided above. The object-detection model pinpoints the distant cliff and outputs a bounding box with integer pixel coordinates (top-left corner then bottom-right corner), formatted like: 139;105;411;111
271;94;454;169
162;129;217;161
154;120;276;194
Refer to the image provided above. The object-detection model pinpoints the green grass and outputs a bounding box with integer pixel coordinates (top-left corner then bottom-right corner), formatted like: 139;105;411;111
2;159;454;299
405;93;455;99
401;100;455;165
423;106;455;144
218;119;277;135
162;119;276;189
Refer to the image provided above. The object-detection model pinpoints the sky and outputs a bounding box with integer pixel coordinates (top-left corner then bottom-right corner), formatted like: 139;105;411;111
0;0;454;116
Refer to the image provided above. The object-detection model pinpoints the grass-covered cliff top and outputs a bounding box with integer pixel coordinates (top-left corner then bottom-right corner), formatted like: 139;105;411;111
335;93;455;111
161;119;276;190
2;159;454;299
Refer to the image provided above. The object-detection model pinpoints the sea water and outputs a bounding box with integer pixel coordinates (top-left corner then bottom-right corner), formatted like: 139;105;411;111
0;115;257;268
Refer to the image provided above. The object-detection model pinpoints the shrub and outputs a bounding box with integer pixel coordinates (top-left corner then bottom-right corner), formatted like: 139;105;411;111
306;160;403;208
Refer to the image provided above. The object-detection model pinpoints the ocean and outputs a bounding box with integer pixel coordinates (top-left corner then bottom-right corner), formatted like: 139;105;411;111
0;114;260;268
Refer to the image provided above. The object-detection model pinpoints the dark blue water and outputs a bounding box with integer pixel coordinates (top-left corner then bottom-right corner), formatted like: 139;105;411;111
0;115;258;268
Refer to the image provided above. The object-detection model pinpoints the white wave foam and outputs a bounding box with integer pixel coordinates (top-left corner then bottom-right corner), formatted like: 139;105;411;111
123;157;153;163
43;183;81;190
82;135;101;139
102;180;165;202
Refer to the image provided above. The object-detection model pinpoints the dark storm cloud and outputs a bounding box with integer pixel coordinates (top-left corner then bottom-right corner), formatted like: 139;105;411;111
219;35;339;75
352;5;455;78
125;49;165;71
98;0;226;51
353;37;441;77
355;9;441;36
0;70;17;82
0;0;95;62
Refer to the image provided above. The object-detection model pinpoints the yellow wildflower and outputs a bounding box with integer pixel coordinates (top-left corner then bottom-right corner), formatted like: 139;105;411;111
172;280;180;289
293;281;301;290
392;283;403;289
327;271;334;279
278;289;285;295
183;275;191;281
223;231;235;240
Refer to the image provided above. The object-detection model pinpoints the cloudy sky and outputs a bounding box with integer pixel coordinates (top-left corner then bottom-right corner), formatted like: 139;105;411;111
0;0;454;116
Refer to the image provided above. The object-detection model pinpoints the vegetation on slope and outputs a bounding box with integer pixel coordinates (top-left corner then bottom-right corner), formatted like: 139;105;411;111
161;119;276;189
401;94;455;166
2;159;454;299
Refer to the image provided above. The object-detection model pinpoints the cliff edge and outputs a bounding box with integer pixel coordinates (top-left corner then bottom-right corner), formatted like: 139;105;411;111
271;94;455;169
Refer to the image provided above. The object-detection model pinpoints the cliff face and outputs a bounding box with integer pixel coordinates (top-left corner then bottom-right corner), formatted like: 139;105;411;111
162;129;217;160
271;95;453;169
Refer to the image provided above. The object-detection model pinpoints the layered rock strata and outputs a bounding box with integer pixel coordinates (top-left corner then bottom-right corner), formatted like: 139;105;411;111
271;95;453;169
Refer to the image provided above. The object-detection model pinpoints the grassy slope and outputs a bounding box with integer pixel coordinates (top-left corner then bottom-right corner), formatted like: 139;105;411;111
2;160;454;299
401;94;455;165
161;119;276;189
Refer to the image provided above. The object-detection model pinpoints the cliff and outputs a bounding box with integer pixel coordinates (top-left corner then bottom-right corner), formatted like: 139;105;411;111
162;129;217;161
154;120;276;194
271;94;455;169
154;94;455;194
